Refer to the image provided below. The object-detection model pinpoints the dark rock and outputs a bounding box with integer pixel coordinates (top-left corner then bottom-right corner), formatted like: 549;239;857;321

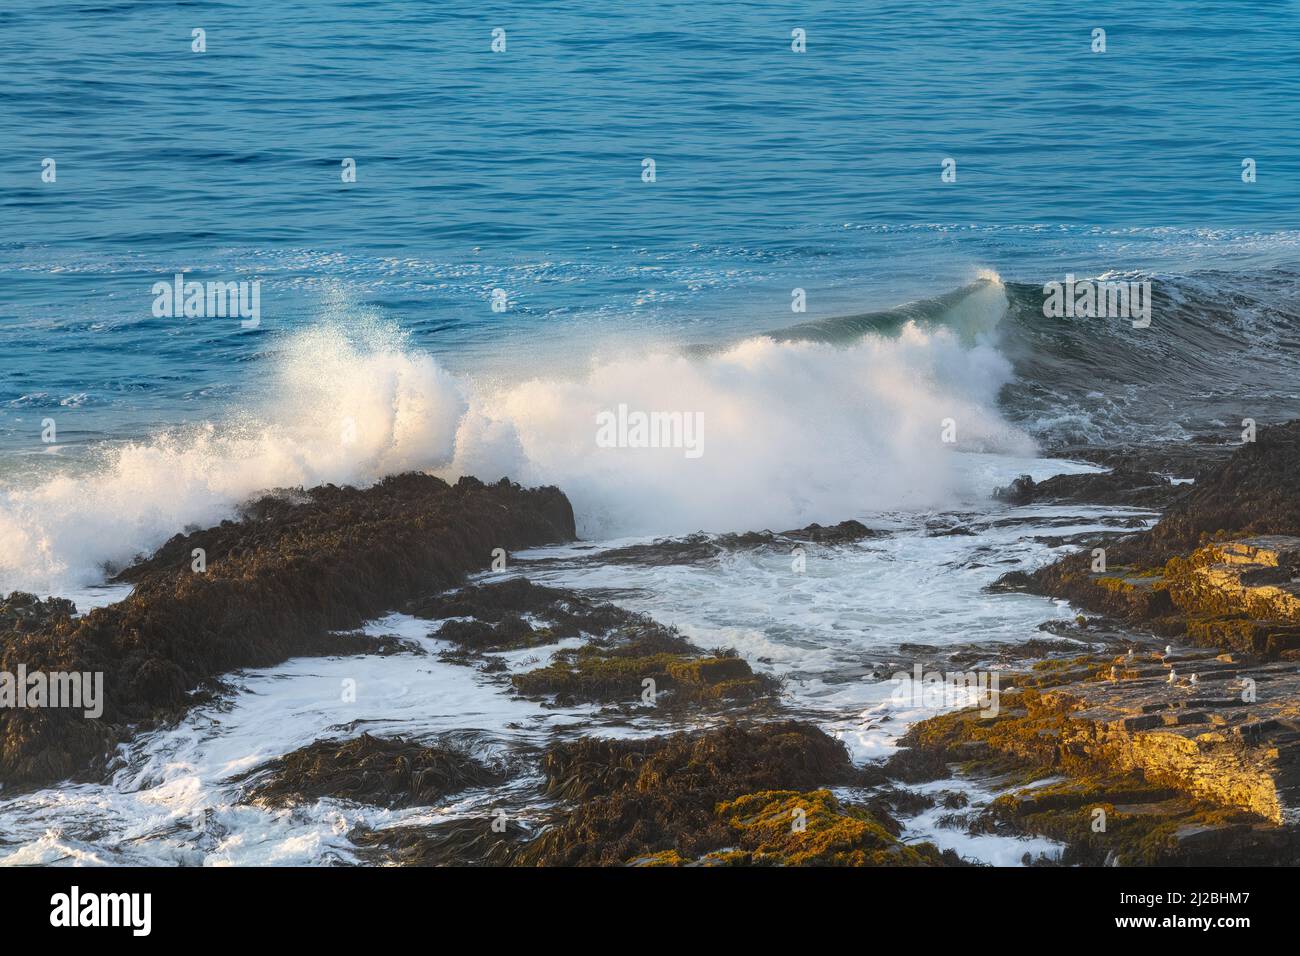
0;474;576;789
510;721;953;866
1137;423;1300;557
0;592;77;635
988;571;1034;593
1049;440;1236;479
1018;423;1300;657
410;577;645;650
510;628;777;707
994;469;1181;508
351;817;528;866
240;733;506;809
594;520;883;567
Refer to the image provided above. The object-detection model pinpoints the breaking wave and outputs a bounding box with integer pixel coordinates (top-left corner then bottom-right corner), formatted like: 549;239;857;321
0;280;1033;593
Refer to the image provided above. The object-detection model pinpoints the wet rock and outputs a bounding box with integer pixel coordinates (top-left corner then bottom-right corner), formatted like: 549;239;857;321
893;651;1300;862
994;469;1181;508
1020;422;1300;660
784;520;881;544
0;474;576;788
594;520;883;567
939;790;970;810
867;786;938;817
987;571;1034;593
1051;439;1236;478
0;593;77;635
512;721;910;866
1030;530;1133;549
240;733;506;809
351;817;528;866
926;522;977;537
434;616;540;652
411;577;651;653
1143;422;1300;556
411;576;778;706
511;625;777;707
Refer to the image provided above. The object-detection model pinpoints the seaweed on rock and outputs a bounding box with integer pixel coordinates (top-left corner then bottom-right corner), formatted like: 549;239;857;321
0;474;576;788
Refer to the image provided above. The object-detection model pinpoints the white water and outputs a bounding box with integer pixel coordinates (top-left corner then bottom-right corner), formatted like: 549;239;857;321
0;279;1030;595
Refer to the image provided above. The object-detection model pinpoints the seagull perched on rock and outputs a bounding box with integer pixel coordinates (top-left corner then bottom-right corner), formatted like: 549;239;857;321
1165;644;1173;657
1126;648;1134;660
1167;668;1177;684
1190;673;1199;686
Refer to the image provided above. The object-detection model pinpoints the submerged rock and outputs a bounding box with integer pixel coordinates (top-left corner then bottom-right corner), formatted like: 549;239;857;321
414;576;779;707
593;519;882;567
0;474;576;788
411;576;652;653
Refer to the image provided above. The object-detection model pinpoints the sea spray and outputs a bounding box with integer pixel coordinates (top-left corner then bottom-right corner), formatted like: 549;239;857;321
0;292;1033;593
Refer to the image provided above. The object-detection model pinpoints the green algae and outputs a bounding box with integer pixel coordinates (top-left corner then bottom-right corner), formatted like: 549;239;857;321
511;636;776;705
240;733;506;809
711;789;953;866
985;773;1276;865
624;789;957;867
511;721;891;866
896;681;1298;864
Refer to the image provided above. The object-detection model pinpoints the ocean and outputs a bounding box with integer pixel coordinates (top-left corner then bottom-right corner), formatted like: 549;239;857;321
1;0;1298;865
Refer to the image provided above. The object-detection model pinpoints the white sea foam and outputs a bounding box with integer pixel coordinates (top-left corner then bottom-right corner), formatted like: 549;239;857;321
0;321;466;593
0;279;1032;594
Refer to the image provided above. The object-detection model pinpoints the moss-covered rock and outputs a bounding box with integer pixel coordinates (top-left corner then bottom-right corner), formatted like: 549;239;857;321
981;773;1291;866
240;733;506;809
708;789;955;866
0;592;77;635
0;474;576;789
625;789;956;866
511;629;776;706
512;721;890;866
1016;423;1300;658
893;656;1300;863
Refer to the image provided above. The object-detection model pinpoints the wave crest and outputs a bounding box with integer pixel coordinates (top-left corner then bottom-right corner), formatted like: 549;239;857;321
0;283;1034;593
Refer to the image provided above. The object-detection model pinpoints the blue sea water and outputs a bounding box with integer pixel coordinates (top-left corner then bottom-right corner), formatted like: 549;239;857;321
2;1;1300;866
1;0;1299;593
3;0;1299;451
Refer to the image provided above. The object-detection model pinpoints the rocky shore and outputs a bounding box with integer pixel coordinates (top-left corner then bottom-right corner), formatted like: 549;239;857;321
4;423;1300;866
0;474;574;787
885;421;1300;864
